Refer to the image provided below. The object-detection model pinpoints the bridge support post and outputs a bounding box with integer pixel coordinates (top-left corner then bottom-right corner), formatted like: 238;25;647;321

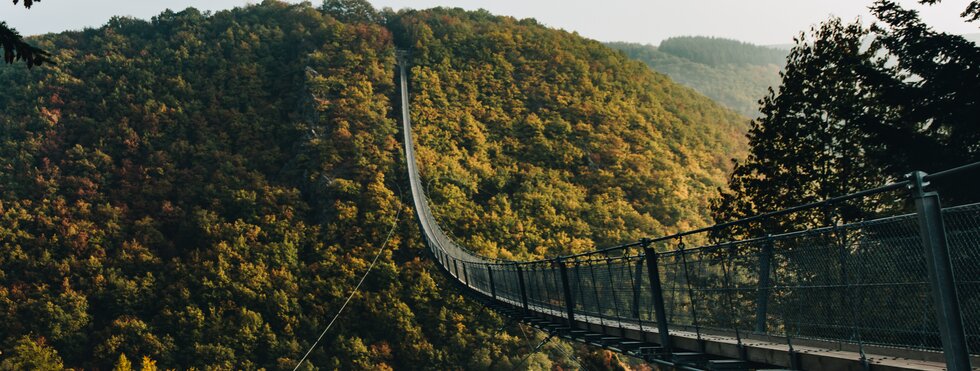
910;171;971;371
487;264;497;299
643;239;671;355
516;264;530;313
632;258;642;319
461;262;469;287
452;259;459;280
557;258;576;327
754;236;774;334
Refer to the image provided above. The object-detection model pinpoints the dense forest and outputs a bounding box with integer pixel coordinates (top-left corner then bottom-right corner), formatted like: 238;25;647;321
659;36;786;66
395;8;749;260
0;1;748;369
608;38;785;117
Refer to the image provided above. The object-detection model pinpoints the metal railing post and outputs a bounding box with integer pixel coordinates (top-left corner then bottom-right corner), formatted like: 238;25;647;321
633;257;643;319
516;263;529;312
909;171;971;371
487;264;497;299
461;262;469;287
643;239;671;354
754;236;774;334
558;258;576;327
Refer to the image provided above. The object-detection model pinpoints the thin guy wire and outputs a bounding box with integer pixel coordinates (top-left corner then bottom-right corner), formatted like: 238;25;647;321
292;207;402;371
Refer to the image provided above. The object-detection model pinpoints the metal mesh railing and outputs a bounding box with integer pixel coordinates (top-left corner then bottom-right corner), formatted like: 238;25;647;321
418;183;979;364
401;60;980;367
462;204;976;357
944;203;980;354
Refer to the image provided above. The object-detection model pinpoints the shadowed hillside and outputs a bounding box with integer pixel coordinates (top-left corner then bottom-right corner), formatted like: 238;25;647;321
0;2;747;369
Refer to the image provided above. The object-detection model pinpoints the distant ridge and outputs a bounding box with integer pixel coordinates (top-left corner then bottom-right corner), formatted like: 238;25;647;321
608;37;785;117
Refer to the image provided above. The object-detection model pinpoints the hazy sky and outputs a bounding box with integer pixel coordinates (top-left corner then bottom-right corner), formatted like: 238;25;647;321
5;0;978;46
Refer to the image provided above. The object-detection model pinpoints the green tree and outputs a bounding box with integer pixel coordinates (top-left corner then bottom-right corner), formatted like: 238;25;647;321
112;353;132;371
864;0;980;201
714;0;980;230
713;18;886;233
0;336;64;371
320;0;380;24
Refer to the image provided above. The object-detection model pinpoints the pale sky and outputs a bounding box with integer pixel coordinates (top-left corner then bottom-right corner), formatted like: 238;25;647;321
4;0;978;46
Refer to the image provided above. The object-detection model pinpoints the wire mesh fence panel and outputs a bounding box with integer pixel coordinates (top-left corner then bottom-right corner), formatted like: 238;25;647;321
467;263;490;296
582;260;609;327
568;262;589;316
622;256;646;325
849;215;937;350
659;246;697;330
492;265;510;301
540;264;558;316
522;263;559;316
603;258;631;324
726;240;762;336
526;265;542;312
769;230;860;344
507;267;522;304
552;264;567;317
684;245;734;332
589;260;610;319
549;264;564;316
633;256;656;324
765;214;940;351
943;202;980;354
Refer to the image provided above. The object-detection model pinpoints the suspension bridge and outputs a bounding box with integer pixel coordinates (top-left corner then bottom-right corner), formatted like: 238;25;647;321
397;52;980;370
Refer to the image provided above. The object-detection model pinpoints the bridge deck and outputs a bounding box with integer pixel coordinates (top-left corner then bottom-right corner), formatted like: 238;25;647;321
397;53;976;370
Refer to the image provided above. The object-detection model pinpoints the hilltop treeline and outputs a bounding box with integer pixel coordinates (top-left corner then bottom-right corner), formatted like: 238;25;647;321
608;41;783;117
659;36;787;66
0;1;747;369
395;8;748;260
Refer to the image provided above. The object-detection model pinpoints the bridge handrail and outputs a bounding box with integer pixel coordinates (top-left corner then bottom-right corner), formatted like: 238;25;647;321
400;48;979;369
514;160;980;265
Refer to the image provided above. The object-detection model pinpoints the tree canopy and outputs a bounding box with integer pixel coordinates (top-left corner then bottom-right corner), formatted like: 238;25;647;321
608;40;784;117
391;7;749;259
658;36;787;66
0;1;750;369
713;0;980;232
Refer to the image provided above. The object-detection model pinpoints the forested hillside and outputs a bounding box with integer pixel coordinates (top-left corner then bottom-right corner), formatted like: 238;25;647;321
608;38;786;117
394;9;749;259
0;1;747;369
